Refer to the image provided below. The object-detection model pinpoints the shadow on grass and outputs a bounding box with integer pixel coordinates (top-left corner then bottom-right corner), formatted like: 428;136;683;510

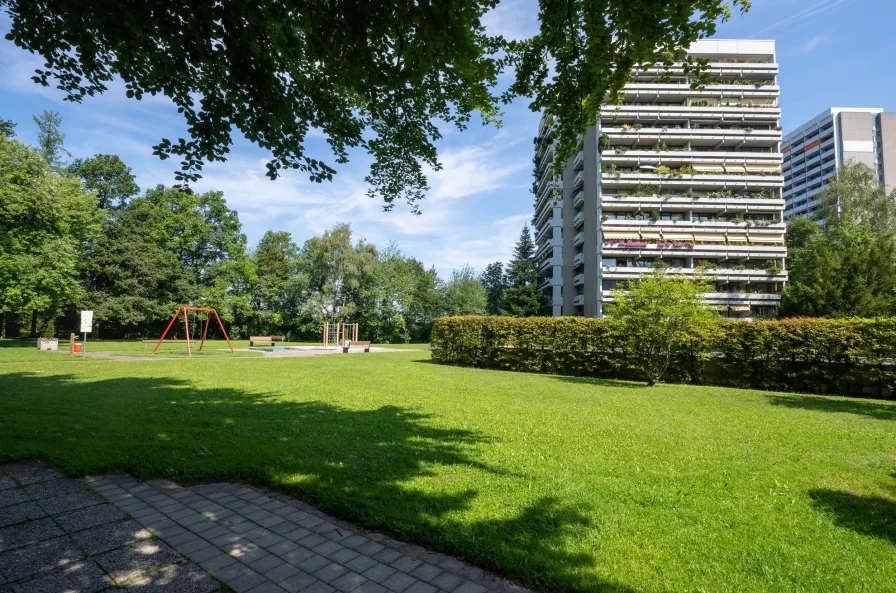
413;359;645;390
547;375;646;390
0;339;37;349
766;394;896;421
810;486;896;545
0;372;617;591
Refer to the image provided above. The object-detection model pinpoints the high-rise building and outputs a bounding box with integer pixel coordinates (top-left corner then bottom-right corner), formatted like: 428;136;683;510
534;39;787;319
782;108;896;220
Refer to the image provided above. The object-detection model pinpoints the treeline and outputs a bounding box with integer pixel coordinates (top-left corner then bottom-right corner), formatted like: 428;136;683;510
0;113;499;343
780;162;896;318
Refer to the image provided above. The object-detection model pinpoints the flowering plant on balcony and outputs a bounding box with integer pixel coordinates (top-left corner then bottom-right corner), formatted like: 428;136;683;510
657;241;695;249
604;240;648;248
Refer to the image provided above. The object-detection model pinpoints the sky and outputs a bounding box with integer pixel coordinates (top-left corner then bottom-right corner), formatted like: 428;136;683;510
1;0;893;277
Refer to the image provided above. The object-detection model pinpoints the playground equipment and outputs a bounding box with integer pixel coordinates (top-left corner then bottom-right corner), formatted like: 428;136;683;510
152;306;234;356
322;322;358;347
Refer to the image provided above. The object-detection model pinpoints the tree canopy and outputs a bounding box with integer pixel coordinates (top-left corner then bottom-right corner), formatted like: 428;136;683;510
1;0;749;210
814;161;896;236
779;165;896;319
0;136;98;336
69;154;140;210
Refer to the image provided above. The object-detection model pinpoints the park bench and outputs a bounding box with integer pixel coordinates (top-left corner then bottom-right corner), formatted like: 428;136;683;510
343;341;371;353
249;335;285;347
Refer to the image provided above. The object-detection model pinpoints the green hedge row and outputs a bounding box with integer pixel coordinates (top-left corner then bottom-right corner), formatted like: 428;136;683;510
430;316;896;398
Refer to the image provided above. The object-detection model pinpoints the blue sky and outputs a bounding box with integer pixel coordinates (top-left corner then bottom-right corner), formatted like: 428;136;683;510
1;0;893;276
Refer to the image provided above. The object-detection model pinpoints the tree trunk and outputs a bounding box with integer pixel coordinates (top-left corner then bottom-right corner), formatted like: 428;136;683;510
30;310;37;338
0;312;5;339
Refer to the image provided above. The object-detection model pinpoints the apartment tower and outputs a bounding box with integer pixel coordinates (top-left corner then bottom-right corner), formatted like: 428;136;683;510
533;39;787;319
782;108;896;220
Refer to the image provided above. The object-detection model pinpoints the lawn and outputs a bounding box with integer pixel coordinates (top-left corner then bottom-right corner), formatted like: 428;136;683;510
0;343;893;593
0;338;426;362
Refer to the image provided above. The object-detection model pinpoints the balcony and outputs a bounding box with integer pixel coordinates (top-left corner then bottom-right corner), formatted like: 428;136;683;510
573;150;584;170
573;190;584;208
602;127;781;149
600;172;784;192
600;195;785;213
601;266;787;284
599;104;781;124
573;231;585;247
600;152;782;169
619;84;779;105
573;253;584;267
534;238;553;260
573;170;585;189
573;211;584;228
601;243;787;259
601;291;782;307
573;295;585;307
537;143;554;171
573;273;584;286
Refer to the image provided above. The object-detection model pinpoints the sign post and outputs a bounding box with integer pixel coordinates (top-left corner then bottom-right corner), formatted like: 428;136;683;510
79;311;93;356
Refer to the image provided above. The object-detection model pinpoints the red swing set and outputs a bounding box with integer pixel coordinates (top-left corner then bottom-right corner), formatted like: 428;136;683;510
152;306;234;356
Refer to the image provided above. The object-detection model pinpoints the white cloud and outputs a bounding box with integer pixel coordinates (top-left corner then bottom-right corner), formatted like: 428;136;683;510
176;134;533;275
428;144;529;200
748;0;855;38
483;0;540;41
795;34;827;55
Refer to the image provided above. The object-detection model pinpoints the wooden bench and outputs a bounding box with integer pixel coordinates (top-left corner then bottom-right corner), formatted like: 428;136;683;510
343;341;371;353
249;335;285;347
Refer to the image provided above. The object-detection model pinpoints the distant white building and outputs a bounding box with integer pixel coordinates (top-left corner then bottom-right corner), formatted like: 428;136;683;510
783;108;896;220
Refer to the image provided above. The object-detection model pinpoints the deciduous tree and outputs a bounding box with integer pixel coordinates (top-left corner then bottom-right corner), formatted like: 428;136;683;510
2;0;749;209
481;262;506;315
68;154;140;209
0;136;97;337
443;265;487;316
609;272;718;386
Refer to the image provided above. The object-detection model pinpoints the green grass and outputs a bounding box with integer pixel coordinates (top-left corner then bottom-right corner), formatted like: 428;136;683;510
0;344;893;593
0;338;427;362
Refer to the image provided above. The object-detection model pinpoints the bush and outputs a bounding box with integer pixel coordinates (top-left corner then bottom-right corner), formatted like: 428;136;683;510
430;316;896;398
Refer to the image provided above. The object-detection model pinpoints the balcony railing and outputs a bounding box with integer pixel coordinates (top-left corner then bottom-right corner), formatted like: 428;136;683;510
573;274;584;286
573;211;584;228
573;150;584;170
573;231;585;247
573;295;585;306
573;170;585;189
573;253;584;267
573;190;584;208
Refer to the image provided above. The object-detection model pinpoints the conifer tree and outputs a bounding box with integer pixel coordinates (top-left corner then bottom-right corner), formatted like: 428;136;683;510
500;226;543;316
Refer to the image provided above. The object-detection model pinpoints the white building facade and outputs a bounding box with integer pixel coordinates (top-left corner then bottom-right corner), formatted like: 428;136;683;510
534;39;787;319
782;108;896;220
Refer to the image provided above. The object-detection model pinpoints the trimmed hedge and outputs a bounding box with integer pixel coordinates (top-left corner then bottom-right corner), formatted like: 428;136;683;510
430;316;896;398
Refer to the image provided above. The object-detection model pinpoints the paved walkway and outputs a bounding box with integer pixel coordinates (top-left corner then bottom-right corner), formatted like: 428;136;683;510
0;463;528;593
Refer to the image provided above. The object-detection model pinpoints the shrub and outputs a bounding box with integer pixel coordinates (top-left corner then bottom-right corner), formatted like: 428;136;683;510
430;316;896;398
